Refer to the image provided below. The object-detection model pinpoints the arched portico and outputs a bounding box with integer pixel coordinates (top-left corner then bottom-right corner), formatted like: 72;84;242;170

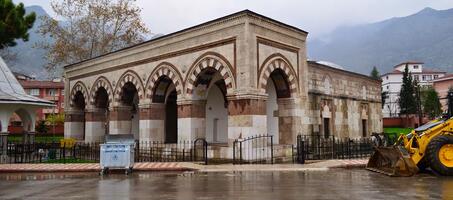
140;75;179;142
179;55;233;142
139;63;184;142
110;71;144;139
65;82;88;140
259;57;300;144
83;77;113;142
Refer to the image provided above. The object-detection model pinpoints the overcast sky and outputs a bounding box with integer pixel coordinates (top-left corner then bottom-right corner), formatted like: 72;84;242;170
16;0;453;39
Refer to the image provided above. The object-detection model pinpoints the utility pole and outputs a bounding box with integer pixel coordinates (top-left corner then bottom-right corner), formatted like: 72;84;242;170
417;85;423;127
52;88;56;139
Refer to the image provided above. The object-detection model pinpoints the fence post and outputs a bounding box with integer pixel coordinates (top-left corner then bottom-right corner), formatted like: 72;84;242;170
239;141;242;165
233;140;236;164
300;135;304;164
270;136;273;165
63;142;66;164
136;141;140;162
332;135;335;159
204;139;208;165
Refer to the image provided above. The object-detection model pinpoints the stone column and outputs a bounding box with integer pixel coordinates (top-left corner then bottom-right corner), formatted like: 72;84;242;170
227;95;267;143
109;106;132;135
64;109;85;140
139;103;165;142
277;98;302;144
84;107;107;142
177;100;206;141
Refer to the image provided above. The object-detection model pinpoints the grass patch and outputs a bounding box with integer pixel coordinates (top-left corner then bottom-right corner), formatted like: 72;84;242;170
383;127;413;144
383;127;413;135
44;158;96;163
7;135;64;143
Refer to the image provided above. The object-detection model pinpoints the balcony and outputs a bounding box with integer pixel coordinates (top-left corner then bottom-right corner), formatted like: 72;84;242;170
43;96;60;101
42;108;59;114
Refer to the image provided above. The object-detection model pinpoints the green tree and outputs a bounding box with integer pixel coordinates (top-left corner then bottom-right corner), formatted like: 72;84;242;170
45;113;65;125
422;87;442;119
413;80;423;126
370;66;380;80
35;120;48;134
398;65;417;122
0;0;36;49
447;87;453;117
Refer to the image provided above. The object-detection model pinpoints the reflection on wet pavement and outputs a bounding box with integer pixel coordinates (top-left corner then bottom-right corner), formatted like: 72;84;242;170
0;169;451;200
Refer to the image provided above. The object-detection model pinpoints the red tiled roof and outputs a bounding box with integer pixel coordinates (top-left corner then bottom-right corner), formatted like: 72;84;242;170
433;74;453;82
393;61;424;68
19;80;64;89
421;68;446;73
381;67;446;76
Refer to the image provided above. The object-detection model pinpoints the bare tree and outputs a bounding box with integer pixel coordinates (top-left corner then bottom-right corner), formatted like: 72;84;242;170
38;0;149;76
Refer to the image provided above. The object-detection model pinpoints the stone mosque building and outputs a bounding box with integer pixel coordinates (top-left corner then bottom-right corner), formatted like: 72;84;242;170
64;10;382;148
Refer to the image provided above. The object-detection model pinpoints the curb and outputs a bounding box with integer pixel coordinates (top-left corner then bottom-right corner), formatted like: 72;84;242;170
0;168;196;173
197;168;330;172
0;163;197;173
0;161;368;173
329;164;366;169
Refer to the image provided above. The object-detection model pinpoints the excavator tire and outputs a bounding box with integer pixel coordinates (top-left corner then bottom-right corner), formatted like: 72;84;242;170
427;135;453;176
417;157;429;172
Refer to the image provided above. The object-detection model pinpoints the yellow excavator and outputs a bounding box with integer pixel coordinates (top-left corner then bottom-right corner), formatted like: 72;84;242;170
367;91;453;176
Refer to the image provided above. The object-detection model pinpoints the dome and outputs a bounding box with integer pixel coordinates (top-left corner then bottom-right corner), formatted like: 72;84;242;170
315;61;345;70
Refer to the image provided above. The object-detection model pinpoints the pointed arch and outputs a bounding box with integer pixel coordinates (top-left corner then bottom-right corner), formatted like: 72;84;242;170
90;76;114;106
259;55;298;96
361;84;367;100
322;74;333;95
184;52;235;97
146;62;184;99
113;70;145;104
70;81;89;107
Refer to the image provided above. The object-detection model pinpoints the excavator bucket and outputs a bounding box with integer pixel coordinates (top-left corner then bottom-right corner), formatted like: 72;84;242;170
366;146;418;177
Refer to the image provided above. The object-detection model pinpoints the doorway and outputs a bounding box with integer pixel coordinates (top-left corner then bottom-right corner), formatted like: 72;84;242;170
362;119;367;137
165;90;177;143
323;118;330;139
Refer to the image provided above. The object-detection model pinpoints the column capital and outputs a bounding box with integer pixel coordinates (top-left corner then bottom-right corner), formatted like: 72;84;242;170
277;97;298;105
139;103;165;120
177;101;205;118
138;102;165;109
176;99;206;106
85;107;106;113
65;109;84;115
227;98;266;116
109;105;132;111
226;94;267;101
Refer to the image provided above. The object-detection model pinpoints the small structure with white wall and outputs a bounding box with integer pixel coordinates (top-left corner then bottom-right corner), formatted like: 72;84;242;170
0;57;54;160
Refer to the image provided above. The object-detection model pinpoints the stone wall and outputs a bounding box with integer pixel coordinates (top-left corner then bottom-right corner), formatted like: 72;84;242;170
307;61;382;138
63;10;382;146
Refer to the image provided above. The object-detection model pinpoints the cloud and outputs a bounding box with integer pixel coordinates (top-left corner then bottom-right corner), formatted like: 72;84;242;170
16;0;453;38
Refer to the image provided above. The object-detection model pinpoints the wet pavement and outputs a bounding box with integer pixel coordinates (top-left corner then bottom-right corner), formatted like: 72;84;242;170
0;169;452;200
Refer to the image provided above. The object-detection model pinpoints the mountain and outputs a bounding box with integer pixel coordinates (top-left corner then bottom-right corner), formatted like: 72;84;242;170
2;6;53;79
308;7;453;75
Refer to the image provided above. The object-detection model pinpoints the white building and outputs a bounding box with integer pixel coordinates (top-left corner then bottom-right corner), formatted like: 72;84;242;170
382;61;446;117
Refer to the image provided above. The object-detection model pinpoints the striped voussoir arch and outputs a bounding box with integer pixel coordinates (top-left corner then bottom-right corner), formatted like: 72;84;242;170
185;56;235;96
70;81;89;107
259;58;298;95
89;76;114;106
113;71;144;103
146;63;184;98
